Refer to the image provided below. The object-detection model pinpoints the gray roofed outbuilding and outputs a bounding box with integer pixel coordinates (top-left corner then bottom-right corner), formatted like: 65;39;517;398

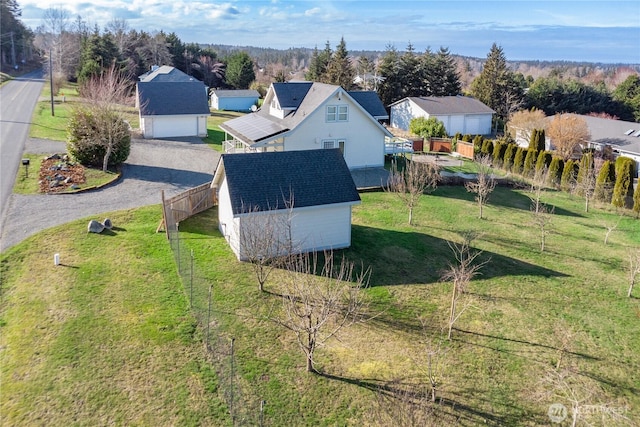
137;82;210;116
217;149;361;215
393;96;495;115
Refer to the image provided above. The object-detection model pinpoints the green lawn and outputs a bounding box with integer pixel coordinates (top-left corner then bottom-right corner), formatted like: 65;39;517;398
203;110;245;152
2;185;638;425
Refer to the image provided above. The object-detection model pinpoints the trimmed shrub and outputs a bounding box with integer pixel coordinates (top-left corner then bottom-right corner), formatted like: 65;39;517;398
561;159;577;192
67;108;131;168
595;160;615;203
462;134;473;142
472;134;482;154
512;147;525;175
503;143;516;171
523;149;538;178
529;128;546;152
535;151;552;174
612;156;635;208
633;180;640;215
481;139;494;156
492;140;506;167
547;157;564;186
575;152;594;196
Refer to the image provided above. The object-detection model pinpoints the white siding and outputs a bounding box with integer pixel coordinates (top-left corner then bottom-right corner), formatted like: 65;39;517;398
217;178;241;256
281;98;385;169
142;115;208;138
390;99;427;131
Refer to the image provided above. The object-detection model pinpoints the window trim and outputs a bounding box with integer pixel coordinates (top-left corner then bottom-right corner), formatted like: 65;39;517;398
326;105;348;122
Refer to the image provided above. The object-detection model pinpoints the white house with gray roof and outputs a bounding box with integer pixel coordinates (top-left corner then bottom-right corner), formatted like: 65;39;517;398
390;96;495;136
138;65;197;83
219;82;392;169
580;115;640;178
211;149;361;260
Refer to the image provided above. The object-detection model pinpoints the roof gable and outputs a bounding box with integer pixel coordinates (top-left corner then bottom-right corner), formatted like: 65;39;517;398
393;96;495;115
138;82;210;116
139;65;198;83
271;82;313;109
216;149;360;215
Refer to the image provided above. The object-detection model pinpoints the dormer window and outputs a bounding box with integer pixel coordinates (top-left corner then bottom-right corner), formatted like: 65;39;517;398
326;105;348;122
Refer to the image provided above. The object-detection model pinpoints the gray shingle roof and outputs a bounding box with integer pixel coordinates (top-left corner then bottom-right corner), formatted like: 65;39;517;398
220;149;360;215
580;114;640;156
347;91;389;119
212;89;260;98
272;82;313;109
393;96;495;115
138;65;197;82
138;82;210;116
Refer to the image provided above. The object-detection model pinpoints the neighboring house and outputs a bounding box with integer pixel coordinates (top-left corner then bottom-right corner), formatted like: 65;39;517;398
211;149;361;260
219;81;393;169
137;81;210;139
390;96;495;136
210;89;260;111
580;115;640;177
138;65;198;83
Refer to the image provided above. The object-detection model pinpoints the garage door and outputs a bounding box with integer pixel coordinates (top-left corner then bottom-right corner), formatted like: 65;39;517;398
152;116;198;138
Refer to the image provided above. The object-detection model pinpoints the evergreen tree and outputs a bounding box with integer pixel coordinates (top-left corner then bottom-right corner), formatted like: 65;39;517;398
594;160;615;203
612;157;635;208
431;46;461;96
633;178;640;215
523;148;538;177
399;43;422;97
225;51;255;89
535;151;552;174
612;74;640;122
376;45;403;107
324;37;355;89
512;147;525;175
547;156;564;186
77;32;120;83
503;143;516;171
561;159;577;191
306;41;332;82
164;32;186;72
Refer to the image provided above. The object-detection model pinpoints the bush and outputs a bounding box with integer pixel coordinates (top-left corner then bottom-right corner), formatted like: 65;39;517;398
409;116;447;139
492;141;506;167
561;159;577;192
472;135;483;154
528;128;546;152
612;156;635;208
595;160;615;203
481;139;494;156
512;147;525;175
67;108;131;168
535;151;552;174
502;143;516;171
575;152;594;196
523;149;538;177
547;157;564;186
633;180;640;215
462;134;472;142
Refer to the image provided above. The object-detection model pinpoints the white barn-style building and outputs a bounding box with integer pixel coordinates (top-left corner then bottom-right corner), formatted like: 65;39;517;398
211;149;361;261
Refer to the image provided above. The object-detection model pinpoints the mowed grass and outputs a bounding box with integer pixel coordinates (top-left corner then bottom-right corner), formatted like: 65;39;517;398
0;206;229;426
203;111;245;151
1;187;639;425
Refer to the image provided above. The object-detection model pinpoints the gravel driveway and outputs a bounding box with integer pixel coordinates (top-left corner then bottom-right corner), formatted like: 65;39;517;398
0;136;220;252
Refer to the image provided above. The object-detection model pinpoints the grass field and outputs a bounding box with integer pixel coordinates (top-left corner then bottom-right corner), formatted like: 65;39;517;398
1;184;639;426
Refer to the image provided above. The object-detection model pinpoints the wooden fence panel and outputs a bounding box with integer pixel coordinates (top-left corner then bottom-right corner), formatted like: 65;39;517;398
456;141;475;159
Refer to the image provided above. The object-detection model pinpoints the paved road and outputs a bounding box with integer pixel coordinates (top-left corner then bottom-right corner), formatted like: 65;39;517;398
0;71;45;221
0;136;220;252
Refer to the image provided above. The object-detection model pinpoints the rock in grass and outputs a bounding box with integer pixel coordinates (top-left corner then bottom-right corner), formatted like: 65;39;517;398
88;220;105;234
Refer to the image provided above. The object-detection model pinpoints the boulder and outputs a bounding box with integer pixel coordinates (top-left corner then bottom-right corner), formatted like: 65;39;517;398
88;220;105;234
103;218;113;229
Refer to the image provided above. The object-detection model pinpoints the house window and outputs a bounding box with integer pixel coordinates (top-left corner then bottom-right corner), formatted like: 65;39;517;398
326;105;348;122
323;140;335;149
338;139;345;155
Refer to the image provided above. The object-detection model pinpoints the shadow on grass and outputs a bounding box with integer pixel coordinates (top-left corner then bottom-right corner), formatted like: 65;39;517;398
433;185;584;218
318;372;537;425
343;225;568;287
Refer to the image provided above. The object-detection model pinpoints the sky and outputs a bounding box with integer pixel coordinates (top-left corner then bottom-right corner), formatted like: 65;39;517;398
18;0;640;64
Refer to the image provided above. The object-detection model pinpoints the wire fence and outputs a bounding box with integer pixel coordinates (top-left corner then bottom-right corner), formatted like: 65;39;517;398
162;187;267;426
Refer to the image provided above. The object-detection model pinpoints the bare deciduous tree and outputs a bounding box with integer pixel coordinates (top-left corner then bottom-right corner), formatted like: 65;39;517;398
574;155;598;213
600;215;622;246
628;250;640;298
386;159;440;225
506;108;546;142
79;63;133;172
529;167;554;252
441;233;487;340
273;251;370;373
546;113;591;161
465;155;496;219
238;199;295;292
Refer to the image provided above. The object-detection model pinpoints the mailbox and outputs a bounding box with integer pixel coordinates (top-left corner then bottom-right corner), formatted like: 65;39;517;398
22;159;30;166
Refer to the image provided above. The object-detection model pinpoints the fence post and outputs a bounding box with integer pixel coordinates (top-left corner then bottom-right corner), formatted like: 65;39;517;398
260;400;266;427
176;222;181;273
230;337;235;425
206;284;212;350
190;250;194;308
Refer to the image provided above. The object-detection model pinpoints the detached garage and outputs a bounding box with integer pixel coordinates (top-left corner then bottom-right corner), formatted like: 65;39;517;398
211;89;260;111
390;96;495;136
211;149;361;261
137;81;210;139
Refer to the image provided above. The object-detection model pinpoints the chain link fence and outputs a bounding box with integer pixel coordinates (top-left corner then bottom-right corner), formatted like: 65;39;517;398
162;187;267;426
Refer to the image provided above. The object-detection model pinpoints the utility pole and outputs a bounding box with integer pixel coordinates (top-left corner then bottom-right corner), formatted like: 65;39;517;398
10;31;16;69
49;49;55;116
